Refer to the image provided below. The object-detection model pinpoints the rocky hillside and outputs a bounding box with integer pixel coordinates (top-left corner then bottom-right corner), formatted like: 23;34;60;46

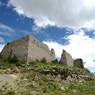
0;58;95;95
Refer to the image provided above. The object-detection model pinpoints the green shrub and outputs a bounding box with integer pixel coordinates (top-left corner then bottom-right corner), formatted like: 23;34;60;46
52;59;59;64
9;55;18;63
41;58;47;63
5;91;15;95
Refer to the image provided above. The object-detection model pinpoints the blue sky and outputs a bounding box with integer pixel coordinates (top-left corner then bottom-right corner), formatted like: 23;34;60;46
0;0;95;72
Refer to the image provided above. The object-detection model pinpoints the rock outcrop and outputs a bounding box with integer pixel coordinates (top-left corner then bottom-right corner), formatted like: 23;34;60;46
74;58;84;68
60;50;73;66
0;35;55;63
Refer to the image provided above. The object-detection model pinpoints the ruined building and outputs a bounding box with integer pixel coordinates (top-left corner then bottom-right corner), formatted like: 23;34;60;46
0;35;55;63
0;35;84;68
60;50;84;68
74;58;84;68
60;50;73;66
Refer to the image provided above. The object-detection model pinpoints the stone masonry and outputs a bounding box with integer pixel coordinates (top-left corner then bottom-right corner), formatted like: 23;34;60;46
0;35;84;68
74;58;84;68
60;50;73;66
0;35;55;63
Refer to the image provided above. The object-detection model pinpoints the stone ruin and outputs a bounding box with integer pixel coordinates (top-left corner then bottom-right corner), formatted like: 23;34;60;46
60;50;84;68
0;35;84;68
0;35;55;63
60;50;73;66
74;58;84;68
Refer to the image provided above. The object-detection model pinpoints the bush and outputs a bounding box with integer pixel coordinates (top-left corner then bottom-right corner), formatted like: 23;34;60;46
41;58;47;63
9;55;18;63
52;59;59;64
5;91;15;95
0;54;2;59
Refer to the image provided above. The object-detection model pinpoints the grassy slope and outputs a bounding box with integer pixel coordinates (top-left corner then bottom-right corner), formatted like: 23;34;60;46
0;58;95;95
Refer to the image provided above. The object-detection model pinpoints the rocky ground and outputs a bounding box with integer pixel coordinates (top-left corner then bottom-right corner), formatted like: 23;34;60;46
0;58;95;95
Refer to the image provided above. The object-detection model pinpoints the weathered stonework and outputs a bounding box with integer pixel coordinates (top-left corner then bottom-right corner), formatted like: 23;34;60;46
1;35;55;63
74;58;84;68
60;50;73;66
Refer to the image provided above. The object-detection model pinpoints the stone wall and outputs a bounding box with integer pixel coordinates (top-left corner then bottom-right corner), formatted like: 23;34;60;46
1;35;84;67
1;36;29;62
60;50;73;66
27;35;55;62
74;58;84;68
1;35;55;63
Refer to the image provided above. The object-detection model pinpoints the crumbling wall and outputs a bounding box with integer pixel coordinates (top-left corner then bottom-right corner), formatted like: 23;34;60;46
74;58;84;68
1;36;29;62
1;35;55;63
60;50;73;66
27;35;55;62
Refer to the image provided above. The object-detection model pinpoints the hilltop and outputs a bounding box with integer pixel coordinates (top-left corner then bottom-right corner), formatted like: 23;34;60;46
0;57;95;95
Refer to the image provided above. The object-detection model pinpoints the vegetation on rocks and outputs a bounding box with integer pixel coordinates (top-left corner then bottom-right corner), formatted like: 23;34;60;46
0;57;95;95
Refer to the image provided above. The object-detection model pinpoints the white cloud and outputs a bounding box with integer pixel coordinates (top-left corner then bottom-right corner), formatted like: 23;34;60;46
0;37;5;43
43;30;95;72
14;7;24;15
34;17;55;28
0;23;15;36
9;0;95;28
0;23;14;32
0;44;5;52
